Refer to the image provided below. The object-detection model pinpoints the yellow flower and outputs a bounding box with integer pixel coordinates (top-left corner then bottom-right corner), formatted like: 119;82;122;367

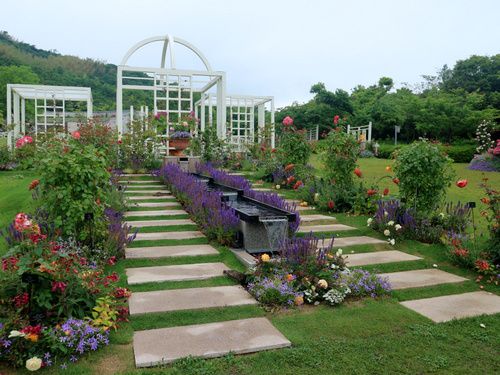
286;274;294;282
261;254;270;262
25;334;38;342
317;279;328;289
26;357;42;372
294;296;304;306
385;165;392;172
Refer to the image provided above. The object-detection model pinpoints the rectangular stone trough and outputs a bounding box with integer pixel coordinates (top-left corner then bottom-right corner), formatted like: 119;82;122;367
400;291;500;323
133;317;291;367
134;231;205;241
126;262;230;284
125;244;219;259
129;285;257;315
379;269;468;290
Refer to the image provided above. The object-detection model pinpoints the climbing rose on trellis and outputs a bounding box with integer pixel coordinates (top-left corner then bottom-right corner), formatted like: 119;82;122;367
475;120;494;154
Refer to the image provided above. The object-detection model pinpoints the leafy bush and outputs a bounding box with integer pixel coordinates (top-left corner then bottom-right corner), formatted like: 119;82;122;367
438;144;476;163
37;138;111;245
377;144;402;159
394;140;454;213
277;128;311;167
319;130;359;189
0;144;11;169
119;120;157;171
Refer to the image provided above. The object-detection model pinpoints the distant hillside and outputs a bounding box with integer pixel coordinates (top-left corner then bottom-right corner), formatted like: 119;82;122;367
0;31;143;117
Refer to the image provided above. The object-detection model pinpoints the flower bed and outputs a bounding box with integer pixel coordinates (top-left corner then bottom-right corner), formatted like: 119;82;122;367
246;235;391;308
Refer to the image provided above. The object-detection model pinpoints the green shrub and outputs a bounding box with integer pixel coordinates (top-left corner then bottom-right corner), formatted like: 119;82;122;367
438;144;476;163
394;140;455;213
277;130;311;167
377;144;402;159
0;144;11;167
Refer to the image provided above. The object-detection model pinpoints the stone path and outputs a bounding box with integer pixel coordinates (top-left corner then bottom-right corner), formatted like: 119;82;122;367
347;250;421;267
379;269;467;290
133;318;291;367
298;224;356;233
300;214;337;223
124;175;291;368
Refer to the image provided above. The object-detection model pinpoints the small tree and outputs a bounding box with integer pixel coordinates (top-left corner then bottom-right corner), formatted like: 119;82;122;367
475;120;494;154
394;140;454;213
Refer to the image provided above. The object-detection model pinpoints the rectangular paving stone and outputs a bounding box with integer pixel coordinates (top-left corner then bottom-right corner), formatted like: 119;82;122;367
347;250;422;267
331;236;386;248
125;219;194;227
129;285;257;315
121;173;152;177
126;262;230;284
124;185;166;188
124;210;187;217
126;190;170;194
128;195;174;200
126;244;219;259
300;214;336;223
133;202;181;208
134;231;205;241
133;317;291;367
120;180;160;184
400;291;500;323
298;224;355;233
253;188;273;192
379;269;468;290
296;205;313;211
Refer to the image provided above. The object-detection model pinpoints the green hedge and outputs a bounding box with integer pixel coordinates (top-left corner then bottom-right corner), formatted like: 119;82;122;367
375;143;475;163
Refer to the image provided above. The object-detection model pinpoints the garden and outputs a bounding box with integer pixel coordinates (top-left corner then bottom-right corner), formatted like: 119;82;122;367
0;105;498;374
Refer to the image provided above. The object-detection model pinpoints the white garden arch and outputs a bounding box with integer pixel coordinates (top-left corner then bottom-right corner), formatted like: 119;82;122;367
116;35;227;145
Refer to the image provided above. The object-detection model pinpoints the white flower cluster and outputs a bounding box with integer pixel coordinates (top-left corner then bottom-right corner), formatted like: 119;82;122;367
323;286;351;305
475;120;494;154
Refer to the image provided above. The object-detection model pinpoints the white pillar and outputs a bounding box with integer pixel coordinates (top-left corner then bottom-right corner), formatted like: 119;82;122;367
87;96;93;119
6;85;12;148
257;104;265;144
13;92;20;139
270;98;275;148
368;121;372;142
208;94;213;128
116;67;123;137
216;76;226;139
200;95;206;132
21;98;26;134
130;105;134;122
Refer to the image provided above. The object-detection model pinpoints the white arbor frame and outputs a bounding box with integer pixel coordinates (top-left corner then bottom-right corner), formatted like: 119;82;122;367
347;122;372;142
6;84;92;148
195;94;275;151
116;35;227;146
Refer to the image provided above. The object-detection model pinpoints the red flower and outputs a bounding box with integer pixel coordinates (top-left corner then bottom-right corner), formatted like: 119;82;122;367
383;188;389;196
367;189;377;197
260;145;266;152
51;281;67;293
28;179;40;190
286;176;296;185
12;292;29;308
456;179;468;188
333;115;340;125
284;164;295;172
293;181;303;190
354;168;362;178
106;272;119;283
113;287;131;299
117;306;130;322
2;256;19;271
96;198;101;206
327;200;335;210
453;248;469;257
475;259;490;271
107;256;117;266
481;197;490;205
282;116;293;127
29;233;47;244
271;148;277;153
117;139;123;144
71;131;81;140
15;136;33;148
392;177;400;185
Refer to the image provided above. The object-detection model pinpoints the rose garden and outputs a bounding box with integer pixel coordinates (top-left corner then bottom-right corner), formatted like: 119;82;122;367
0;35;499;374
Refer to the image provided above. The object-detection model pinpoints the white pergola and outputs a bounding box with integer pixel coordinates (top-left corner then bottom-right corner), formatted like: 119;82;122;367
347;122;372;142
195;94;275;151
6;84;92;147
116;35;227;143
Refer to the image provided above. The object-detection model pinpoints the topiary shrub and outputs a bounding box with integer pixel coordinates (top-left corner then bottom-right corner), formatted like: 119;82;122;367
394;140;455;213
277;130;311;167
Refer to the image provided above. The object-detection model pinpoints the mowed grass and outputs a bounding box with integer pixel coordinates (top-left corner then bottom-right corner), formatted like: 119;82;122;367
309;154;500;234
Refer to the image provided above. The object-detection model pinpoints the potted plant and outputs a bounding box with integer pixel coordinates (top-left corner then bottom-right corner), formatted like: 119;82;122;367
168;112;198;155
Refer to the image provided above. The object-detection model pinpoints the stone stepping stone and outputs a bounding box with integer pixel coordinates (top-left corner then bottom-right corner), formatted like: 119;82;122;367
126;262;230;284
129;195;175;201
124;210;187;217
400;291;500;323
227;172;245;176
135;231;205;241
125;219;194;228
120;180;160;184
296;205;313;211
126;244;219;259
126;190;170;194
121;173;152;176
133;202;181;208
125;185;166;188
298;224;355;233
331;236;386;248
129;285;257;315
133;317;291;367
300;214;336;223
253;188;273;192
347;250;422;267
379;269;468;290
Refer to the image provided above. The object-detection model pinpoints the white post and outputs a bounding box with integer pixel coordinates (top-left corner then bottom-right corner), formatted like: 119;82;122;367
116;67;123;137
87;97;93;119
21;98;26;134
216;74;227;139
200;95;206;132
257;103;265;144
13;92;20;139
270;98;275;148
6;85;12;149
130;105;134;122
208;93;213;128
368;121;372;142
347;124;351;136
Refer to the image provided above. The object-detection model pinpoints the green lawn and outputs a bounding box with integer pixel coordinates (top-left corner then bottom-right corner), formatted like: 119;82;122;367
1;170;499;374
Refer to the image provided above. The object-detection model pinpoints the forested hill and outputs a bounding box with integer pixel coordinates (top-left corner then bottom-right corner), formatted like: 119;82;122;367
0;31;117;115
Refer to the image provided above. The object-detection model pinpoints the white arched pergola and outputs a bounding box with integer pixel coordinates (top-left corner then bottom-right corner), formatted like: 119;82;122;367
116;35;227;144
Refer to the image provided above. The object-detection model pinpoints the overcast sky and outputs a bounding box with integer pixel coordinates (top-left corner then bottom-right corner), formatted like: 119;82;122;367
2;0;499;107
